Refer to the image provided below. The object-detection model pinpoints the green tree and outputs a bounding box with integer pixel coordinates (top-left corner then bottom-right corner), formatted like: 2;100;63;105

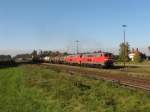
134;51;142;62
63;52;68;56
32;50;37;57
119;42;130;62
39;50;53;57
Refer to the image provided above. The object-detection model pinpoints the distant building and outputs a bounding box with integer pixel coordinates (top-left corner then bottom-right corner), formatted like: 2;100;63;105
128;53;135;61
0;55;12;62
128;48;146;61
14;54;32;62
146;56;150;61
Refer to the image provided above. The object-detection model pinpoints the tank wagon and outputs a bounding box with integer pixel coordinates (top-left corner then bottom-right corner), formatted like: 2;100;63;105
50;56;64;64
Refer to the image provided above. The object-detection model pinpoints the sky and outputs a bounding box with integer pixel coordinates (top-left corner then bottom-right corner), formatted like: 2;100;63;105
0;0;150;55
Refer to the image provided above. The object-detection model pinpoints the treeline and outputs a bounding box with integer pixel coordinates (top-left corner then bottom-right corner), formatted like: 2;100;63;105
14;54;32;59
32;50;68;57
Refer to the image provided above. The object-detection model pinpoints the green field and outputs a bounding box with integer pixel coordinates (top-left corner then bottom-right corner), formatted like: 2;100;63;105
0;64;150;112
114;63;150;78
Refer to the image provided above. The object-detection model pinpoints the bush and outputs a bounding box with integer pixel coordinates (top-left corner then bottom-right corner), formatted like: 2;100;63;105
134;52;142;62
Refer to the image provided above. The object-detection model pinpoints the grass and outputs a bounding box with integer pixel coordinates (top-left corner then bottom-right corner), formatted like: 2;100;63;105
110;62;150;78
0;64;150;112
115;61;150;65
114;64;150;78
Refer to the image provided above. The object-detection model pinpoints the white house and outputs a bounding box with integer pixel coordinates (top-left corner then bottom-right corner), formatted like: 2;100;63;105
128;53;135;61
128;48;143;61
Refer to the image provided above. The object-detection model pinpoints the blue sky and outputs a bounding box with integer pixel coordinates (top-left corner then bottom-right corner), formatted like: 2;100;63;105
0;0;150;55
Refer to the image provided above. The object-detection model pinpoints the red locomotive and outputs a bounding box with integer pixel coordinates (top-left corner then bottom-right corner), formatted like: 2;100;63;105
64;52;113;67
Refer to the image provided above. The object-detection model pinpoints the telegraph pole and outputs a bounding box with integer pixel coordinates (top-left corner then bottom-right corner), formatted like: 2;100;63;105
122;25;127;68
75;40;79;54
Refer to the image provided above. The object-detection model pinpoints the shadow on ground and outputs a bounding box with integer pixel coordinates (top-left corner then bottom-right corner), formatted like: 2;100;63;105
111;65;139;69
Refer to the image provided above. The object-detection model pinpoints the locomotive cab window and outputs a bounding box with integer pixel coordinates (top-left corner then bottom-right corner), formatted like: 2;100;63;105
104;53;112;57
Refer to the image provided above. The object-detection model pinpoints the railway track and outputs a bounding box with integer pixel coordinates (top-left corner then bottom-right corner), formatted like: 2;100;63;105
41;63;150;91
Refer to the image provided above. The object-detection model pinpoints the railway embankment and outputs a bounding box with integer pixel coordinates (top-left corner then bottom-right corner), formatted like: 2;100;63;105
41;63;150;91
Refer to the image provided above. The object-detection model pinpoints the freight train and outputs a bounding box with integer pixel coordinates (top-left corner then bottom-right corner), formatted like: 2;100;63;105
36;51;114;68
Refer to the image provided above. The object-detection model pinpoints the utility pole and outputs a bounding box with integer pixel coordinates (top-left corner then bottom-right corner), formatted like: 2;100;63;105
122;25;127;68
75;40;79;54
